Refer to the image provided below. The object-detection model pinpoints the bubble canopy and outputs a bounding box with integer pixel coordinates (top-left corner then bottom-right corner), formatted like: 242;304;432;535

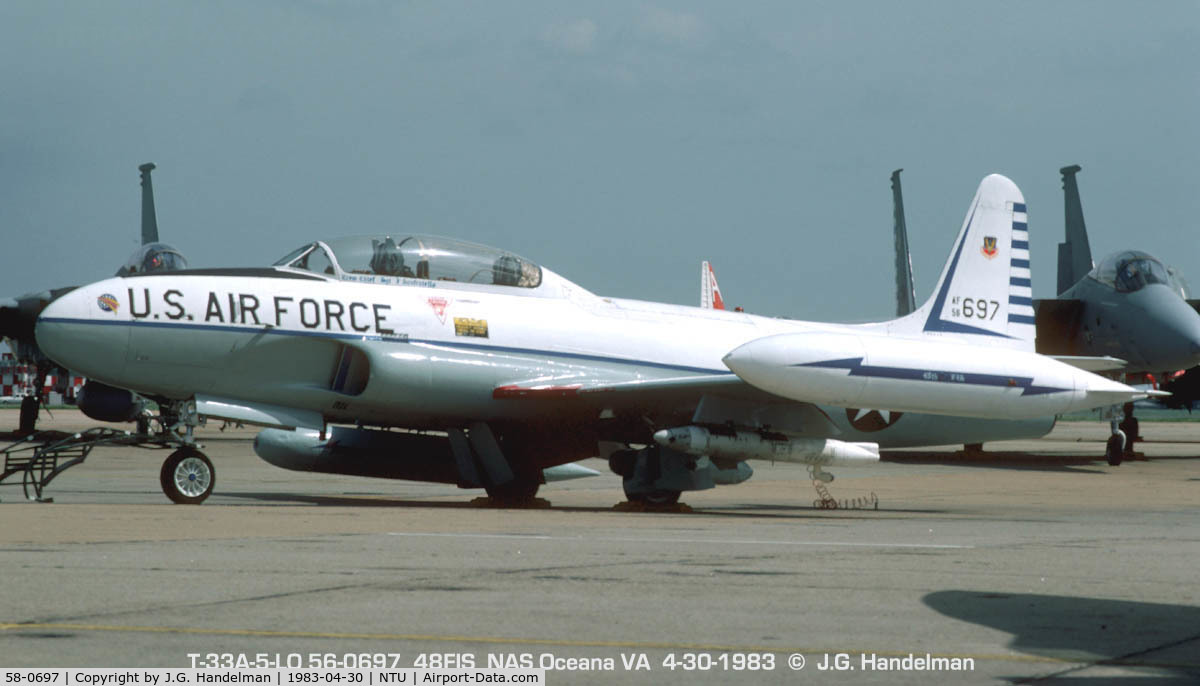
117;242;188;276
273;235;543;289
1091;250;1171;293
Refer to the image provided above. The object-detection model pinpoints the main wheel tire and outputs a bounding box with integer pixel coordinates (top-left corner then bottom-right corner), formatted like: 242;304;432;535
18;396;38;435
624;488;681;506
643;489;681;506
485;478;540;502
160;448;215;504
1105;434;1124;467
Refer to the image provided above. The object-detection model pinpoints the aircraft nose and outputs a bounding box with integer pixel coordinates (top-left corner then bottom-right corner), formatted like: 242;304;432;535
1131;285;1200;370
35;283;130;381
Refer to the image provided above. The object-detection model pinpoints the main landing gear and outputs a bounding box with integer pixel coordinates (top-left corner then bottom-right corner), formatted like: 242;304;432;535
608;445;751;509
609;447;683;506
484;475;541;505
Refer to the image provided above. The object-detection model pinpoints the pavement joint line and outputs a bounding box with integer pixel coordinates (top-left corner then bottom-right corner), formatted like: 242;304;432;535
0;622;1092;665
384;532;973;549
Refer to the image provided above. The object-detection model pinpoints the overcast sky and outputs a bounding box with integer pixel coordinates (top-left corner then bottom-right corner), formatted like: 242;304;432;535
2;1;1197;321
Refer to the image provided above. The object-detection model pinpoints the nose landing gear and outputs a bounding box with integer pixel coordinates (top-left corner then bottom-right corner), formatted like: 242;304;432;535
160;447;215;504
157;399;214;504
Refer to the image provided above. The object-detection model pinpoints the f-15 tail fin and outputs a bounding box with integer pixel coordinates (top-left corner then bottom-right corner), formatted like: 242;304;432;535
885;174;1036;351
1057;164;1093;295
892;169;917;317
139;162;159;245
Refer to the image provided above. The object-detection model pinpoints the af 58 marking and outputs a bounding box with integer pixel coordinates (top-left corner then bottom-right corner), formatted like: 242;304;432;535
950;296;999;320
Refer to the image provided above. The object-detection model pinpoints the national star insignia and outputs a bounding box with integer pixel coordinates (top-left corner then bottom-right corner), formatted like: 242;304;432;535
853;408;892;423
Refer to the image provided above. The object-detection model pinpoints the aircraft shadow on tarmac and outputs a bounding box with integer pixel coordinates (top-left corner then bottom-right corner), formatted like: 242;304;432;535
220;491;945;518
924;590;1200;683
882;451;1110;474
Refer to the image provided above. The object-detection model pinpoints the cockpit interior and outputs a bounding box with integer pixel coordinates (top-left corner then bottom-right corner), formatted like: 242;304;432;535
1091;251;1171;293
274;235;543;289
117;242;188;276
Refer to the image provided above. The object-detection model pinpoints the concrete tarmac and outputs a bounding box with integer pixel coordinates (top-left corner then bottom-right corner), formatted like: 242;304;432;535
1;410;1198;684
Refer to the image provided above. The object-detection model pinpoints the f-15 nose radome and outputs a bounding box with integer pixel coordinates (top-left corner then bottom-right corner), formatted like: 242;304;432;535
722;332;1149;421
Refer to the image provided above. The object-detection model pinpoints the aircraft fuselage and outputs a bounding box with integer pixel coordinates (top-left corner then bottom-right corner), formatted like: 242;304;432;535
37;267;1133;437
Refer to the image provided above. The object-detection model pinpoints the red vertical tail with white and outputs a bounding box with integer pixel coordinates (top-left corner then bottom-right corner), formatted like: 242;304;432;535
701;260;725;310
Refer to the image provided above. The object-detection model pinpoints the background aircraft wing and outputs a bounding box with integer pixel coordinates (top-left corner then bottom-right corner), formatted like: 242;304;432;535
1050;355;1129;372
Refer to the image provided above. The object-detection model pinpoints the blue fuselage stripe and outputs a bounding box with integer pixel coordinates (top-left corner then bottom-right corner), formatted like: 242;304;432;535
1008;314;1036;325
796;357;1066;396
1009;296;1033;306
1010;277;1032;287
37;316;731;375
1011;259;1030;269
1012;240;1029;250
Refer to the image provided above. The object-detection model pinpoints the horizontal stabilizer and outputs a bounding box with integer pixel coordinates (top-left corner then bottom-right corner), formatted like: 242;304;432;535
1051;355;1128;372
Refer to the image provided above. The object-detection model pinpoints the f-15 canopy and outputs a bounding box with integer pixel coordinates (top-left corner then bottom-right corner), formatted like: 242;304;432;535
273;234;543;289
117;242;188;276
1091;250;1171;293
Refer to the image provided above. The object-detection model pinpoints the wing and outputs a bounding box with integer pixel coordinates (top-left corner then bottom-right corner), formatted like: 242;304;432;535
493;373;842;437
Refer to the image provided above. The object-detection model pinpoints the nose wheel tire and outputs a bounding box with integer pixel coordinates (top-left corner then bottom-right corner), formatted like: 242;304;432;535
160;448;215;504
1118;416;1139;455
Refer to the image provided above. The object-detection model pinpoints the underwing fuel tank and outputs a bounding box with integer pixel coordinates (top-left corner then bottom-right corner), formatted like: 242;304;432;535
723;332;1147;420
255;427;461;483
652;425;880;466
254;427;600;484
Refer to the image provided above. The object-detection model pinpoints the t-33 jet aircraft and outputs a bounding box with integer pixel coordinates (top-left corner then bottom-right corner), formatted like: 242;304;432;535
35;174;1150;505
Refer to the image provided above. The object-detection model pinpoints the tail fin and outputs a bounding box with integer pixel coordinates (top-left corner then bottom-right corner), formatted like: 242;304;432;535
891;169;917;316
701;260;725;310
1057;164;1093;295
139;162;159;245
886;174;1035;350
